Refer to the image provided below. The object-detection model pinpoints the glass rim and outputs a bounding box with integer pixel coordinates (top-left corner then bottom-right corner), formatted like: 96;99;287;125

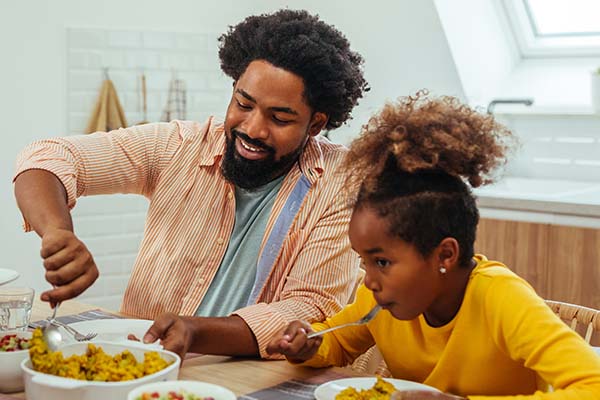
0;287;34;296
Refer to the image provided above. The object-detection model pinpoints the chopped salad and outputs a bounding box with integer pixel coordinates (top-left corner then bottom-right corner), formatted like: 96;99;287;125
136;392;214;400
0;333;31;352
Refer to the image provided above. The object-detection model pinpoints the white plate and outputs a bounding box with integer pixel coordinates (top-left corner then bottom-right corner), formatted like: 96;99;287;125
59;319;153;346
127;380;236;400
314;377;439;400
0;268;19;286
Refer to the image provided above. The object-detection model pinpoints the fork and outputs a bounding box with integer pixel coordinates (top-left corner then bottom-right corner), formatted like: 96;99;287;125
48;318;98;342
307;305;381;339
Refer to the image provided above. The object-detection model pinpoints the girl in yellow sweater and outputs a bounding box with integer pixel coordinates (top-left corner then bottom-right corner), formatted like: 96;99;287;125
266;93;600;399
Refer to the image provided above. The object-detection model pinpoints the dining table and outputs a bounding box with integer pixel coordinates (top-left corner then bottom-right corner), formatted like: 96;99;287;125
9;298;367;399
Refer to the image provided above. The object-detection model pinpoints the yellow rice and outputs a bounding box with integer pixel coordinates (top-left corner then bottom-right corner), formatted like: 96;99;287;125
29;328;171;381
335;376;397;400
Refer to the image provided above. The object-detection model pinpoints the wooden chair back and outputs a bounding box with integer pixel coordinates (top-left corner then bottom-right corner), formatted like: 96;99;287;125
545;300;600;345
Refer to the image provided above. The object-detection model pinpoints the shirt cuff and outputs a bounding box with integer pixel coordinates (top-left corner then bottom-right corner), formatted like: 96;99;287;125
12;165;78;232
233;303;288;359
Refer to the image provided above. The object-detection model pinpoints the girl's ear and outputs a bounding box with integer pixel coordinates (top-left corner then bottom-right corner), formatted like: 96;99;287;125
437;237;460;273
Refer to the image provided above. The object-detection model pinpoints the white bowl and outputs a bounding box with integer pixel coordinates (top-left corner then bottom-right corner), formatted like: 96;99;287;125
21;341;180;400
128;380;237;400
0;330;32;393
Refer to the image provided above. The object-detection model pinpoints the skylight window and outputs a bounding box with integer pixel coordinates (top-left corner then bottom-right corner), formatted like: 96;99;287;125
527;0;600;36
503;0;600;56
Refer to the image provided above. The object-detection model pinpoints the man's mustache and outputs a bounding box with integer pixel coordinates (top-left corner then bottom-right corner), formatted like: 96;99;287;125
231;129;274;154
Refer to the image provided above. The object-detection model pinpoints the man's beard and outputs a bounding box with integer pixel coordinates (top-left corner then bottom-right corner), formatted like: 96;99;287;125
221;129;305;190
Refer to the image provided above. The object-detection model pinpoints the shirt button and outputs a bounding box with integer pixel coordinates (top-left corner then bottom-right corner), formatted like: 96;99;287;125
216;238;224;245
198;278;205;284
227;192;233;200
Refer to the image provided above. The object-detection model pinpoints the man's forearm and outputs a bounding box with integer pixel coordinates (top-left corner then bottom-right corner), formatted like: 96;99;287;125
184;315;259;357
14;169;73;236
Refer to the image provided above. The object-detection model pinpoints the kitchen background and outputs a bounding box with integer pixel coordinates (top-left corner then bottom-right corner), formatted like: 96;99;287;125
1;0;599;310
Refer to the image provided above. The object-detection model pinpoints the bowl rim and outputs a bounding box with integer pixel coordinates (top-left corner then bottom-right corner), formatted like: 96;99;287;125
20;340;181;387
127;380;237;399
0;330;33;338
0;330;33;354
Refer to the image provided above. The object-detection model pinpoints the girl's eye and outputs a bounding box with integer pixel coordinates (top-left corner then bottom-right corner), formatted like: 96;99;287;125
375;259;390;268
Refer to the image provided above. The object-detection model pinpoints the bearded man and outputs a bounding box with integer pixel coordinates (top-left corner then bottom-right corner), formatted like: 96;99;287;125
13;9;368;358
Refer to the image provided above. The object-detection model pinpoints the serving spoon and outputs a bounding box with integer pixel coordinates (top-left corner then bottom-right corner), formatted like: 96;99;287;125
42;303;63;351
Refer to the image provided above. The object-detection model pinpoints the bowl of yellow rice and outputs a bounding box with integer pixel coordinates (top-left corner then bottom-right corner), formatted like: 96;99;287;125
20;329;180;400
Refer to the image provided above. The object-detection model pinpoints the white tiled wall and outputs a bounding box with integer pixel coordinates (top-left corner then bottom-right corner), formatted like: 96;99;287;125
66;28;232;310
70;195;147;310
499;114;600;182
66;27;231;134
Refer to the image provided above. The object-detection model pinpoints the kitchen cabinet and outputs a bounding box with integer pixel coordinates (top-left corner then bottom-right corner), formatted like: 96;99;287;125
475;218;600;310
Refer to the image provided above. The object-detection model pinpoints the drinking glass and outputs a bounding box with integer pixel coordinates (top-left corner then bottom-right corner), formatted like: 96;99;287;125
0;287;34;331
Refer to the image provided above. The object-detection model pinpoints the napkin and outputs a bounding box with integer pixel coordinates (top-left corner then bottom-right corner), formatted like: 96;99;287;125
29;309;121;329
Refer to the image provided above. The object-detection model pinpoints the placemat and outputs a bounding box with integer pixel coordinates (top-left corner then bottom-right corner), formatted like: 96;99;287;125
238;370;351;400
29;308;122;329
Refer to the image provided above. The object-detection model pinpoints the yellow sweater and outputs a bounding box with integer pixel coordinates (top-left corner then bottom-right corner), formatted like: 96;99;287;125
303;255;600;399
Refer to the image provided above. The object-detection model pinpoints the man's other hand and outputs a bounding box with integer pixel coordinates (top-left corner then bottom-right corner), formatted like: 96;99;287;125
143;313;195;359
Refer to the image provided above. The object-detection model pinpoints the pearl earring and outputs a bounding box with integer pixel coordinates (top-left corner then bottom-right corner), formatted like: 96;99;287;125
439;266;447;274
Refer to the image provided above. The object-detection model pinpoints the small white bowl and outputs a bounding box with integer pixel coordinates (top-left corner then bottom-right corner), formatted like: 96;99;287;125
127;380;236;400
0;330;32;393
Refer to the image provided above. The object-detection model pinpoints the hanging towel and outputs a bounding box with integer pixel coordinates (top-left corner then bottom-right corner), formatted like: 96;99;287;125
161;78;186;122
85;79;128;133
135;73;149;125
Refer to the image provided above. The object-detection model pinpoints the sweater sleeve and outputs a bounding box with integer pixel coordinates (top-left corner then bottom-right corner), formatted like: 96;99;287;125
469;276;600;399
299;284;378;368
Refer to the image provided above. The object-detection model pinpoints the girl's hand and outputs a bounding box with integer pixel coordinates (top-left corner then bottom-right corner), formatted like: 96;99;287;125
391;390;466;400
265;320;323;362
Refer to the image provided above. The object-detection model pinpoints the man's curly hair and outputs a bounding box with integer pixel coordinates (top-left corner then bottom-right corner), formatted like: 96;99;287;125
218;9;368;130
344;92;517;267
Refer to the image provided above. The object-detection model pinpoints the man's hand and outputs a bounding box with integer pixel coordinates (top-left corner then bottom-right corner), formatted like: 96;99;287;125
40;228;99;305
142;313;195;359
265;320;322;362
391;390;466;400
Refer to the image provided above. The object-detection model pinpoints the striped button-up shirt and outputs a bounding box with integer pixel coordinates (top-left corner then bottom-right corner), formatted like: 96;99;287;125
14;117;360;357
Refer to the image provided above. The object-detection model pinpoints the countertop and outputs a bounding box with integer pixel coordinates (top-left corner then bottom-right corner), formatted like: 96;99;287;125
473;177;600;227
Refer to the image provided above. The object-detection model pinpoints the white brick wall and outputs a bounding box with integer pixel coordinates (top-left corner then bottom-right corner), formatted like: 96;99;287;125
66;28;231;134
70;195;148;310
498;114;600;182
66;28;232;310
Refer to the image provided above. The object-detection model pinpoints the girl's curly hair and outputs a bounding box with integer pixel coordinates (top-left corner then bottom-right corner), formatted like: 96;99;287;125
218;9;368;131
345;92;517;266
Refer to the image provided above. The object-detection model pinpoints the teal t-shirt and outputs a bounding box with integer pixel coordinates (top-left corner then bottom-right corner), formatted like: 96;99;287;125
194;175;285;317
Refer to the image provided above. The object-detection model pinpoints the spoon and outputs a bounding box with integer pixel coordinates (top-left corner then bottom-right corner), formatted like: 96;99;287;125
42;320;63;351
42;300;63;351
307;305;381;338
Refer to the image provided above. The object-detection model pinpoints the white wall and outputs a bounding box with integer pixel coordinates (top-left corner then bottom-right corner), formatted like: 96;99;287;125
434;0;520;107
435;0;600;110
434;0;600;185
0;0;464;310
